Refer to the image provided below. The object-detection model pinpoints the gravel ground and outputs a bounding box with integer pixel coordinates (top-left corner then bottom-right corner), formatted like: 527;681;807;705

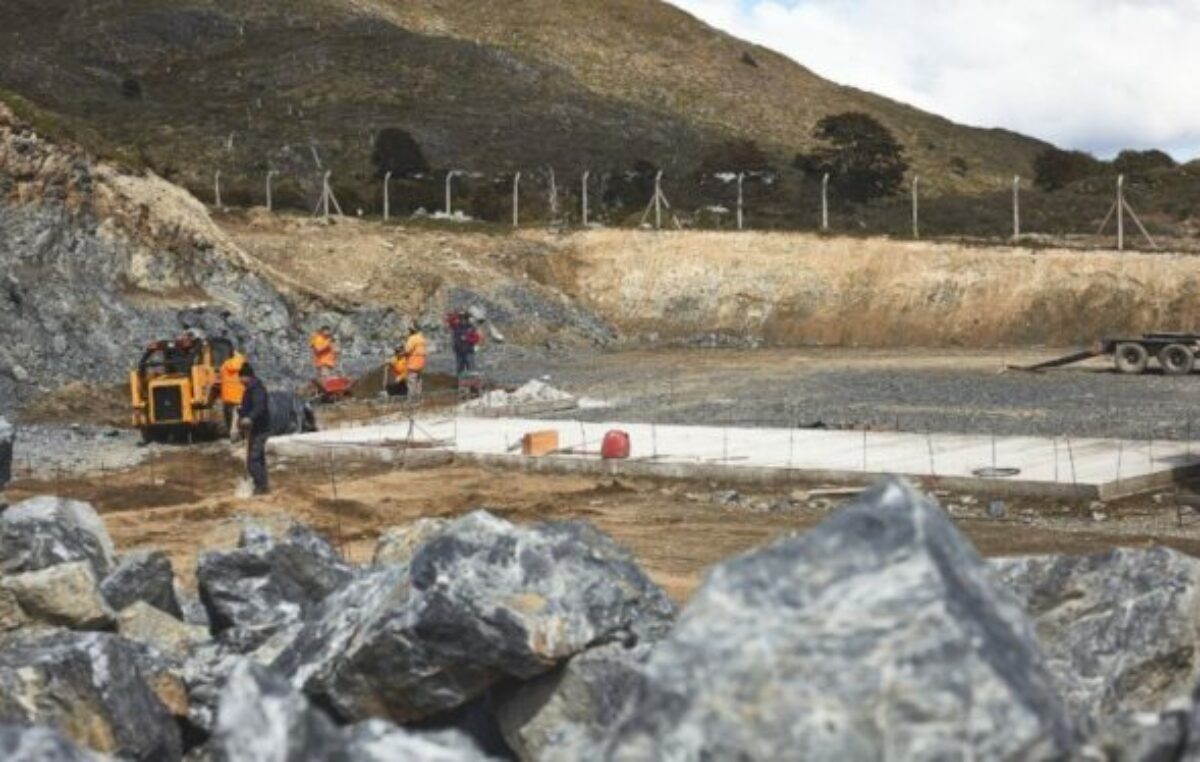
9;424;152;478
491;347;1200;442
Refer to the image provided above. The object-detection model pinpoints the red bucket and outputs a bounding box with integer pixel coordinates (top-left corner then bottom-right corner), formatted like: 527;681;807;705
601;430;631;460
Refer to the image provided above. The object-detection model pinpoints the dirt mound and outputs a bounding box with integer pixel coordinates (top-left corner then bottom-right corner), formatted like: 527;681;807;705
18;382;131;428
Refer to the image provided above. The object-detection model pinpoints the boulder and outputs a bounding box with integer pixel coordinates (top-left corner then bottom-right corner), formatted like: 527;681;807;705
0;496;116;577
0;416;12;488
0;723;105;761
100;551;182;618
274;510;675;723
0;630;182;761
196;523;353;648
603;479;1079;760
1;561;113;629
994;548;1200;720
372;517;450;566
342;719;494;761
117;601;209;659
497;642;653;762
0;586;31;632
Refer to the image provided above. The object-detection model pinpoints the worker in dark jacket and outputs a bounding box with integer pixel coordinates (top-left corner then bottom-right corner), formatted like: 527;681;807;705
237;363;271;495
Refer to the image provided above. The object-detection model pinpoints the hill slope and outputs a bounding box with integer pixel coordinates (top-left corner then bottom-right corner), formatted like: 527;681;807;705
0;0;1048;221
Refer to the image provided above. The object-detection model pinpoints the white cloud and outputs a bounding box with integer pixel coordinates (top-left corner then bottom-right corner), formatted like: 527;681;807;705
666;0;1200;159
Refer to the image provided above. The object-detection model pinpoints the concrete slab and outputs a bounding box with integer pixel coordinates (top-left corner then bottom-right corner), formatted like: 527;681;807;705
271;416;1200;501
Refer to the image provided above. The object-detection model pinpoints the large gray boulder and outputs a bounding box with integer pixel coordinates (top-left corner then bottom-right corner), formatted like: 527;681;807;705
100;550;182;618
498;641;653;762
994;548;1200;721
0;724;105;761
274;510;675;723
0;496;116;577
342;719;494;761
197;523;353;649
603;479;1079;761
372;518;450;567
0;416;12;488
1;560;113;630
0;631;182;761
117;601;210;659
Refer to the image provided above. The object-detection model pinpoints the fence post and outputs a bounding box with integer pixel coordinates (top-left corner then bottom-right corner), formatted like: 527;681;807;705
654;170;663;230
1012;175;1020;239
736;172;745;231
1117;174;1125;251
548;167;559;223
911;175;920;239
214;170;222;210
821;173;829;231
265;169;277;212
444;170;458;216
383;170;392;221
512;172;521;228
582;171;589;227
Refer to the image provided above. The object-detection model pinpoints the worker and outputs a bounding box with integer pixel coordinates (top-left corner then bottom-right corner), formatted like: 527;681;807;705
309;325;338;379
218;345;247;435
404;325;427;401
237;363;271;496
386;345;409;398
450;310;482;377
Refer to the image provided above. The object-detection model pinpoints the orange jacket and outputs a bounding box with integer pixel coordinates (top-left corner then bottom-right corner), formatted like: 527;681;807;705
405;333;427;372
310;332;338;369
219;353;246;405
390;355;408;381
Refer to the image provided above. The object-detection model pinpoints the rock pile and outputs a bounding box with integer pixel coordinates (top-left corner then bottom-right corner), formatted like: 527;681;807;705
9;482;1200;760
459;380;577;413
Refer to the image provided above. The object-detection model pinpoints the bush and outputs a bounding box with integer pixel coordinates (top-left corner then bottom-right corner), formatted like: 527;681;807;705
698;139;773;176
1032;148;1105;191
1113;149;1176;176
795;112;908;203
371;128;429;179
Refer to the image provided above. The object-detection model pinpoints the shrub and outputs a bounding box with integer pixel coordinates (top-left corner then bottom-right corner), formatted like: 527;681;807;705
371;128;429;179
1032;148;1105;191
795;112;908;202
1113;149;1177;176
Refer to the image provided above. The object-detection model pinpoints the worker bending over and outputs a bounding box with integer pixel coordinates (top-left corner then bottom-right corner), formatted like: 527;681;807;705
237;363;271;496
386;345;409;398
448;311;482;377
309;325;339;379
404;325;427;401
218;345;247;436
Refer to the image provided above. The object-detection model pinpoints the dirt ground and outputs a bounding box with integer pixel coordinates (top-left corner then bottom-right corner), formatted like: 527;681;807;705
9;445;1200;603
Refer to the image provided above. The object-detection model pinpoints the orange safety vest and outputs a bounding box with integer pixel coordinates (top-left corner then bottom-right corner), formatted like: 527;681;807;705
390;355;408;381
405;333;427;372
310;332;337;369
219;353;246;405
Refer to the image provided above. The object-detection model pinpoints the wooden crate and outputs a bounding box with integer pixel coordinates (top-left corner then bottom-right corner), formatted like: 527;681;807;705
521;429;560;457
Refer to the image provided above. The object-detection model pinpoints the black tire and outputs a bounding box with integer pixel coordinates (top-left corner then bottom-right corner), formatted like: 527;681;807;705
140;427;167;444
1160;344;1195;376
1114;342;1150;375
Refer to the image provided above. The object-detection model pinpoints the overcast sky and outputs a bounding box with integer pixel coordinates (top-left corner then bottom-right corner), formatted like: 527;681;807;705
666;0;1200;160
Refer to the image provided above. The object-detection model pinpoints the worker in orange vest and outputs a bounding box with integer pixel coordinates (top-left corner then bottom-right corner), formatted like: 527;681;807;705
218;346;247;436
404;325;427;401
309;326;338;379
386;344;409;398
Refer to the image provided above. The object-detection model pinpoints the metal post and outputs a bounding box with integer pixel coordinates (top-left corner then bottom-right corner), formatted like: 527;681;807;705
911;175;920;239
383;170;392;221
547;167;558;223
322;170;331;219
445;171;456;216
736;172;745;231
582;171;589;227
1012;175;1021;239
512;172;521;228
654;171;663;230
821;173;829;231
1117;174;1125;251
214;170;222;209
265;169;277;212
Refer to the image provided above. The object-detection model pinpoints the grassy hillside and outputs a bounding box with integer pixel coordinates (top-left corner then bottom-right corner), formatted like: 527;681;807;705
0;0;1052;223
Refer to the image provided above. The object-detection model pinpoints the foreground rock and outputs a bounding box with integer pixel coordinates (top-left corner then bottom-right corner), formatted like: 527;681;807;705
1;561;112;629
100;551;182;618
604;479;1078;760
372;517;450;566
0;497;116;577
498;641;653;761
0;724;105;761
275;510;675;722
210;660;491;761
995;547;1200;720
197;523;353;648
0;416;12;489
117;601;209;658
0;631;182;761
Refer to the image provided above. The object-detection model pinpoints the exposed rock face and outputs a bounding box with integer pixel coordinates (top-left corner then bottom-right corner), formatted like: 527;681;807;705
0;416;12;488
274;510;675;723
372;517;450;566
197;523;353;649
0;724;105;761
1;561;112;630
604;479;1078;760
100;551;182;618
498;642;652;762
117;601;210;659
0;631;182;761
0;496;116;577
994;547;1200;719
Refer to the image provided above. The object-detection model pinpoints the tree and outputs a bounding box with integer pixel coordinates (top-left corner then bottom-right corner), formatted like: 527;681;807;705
795;112;907;203
1032;148;1104;191
371;128;429;179
1113;149;1176;176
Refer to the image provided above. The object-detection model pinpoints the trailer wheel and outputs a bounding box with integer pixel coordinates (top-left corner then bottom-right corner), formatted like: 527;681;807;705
1114;342;1149;375
1160;344;1195;376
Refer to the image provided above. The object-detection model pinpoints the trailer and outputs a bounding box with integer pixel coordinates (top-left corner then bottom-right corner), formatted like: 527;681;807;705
1015;333;1200;375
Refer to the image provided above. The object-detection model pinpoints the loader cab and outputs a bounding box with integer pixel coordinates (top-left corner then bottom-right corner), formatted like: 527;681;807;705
131;336;234;442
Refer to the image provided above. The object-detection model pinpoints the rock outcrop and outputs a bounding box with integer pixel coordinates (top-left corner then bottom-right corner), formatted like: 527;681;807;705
0;631;182;761
994;547;1200;719
1;561;112;630
100;551;182;618
274;510;675;723
0;496;116;577
372;517;450;566
0;724;104;761
603;479;1079;760
197;523;353;649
